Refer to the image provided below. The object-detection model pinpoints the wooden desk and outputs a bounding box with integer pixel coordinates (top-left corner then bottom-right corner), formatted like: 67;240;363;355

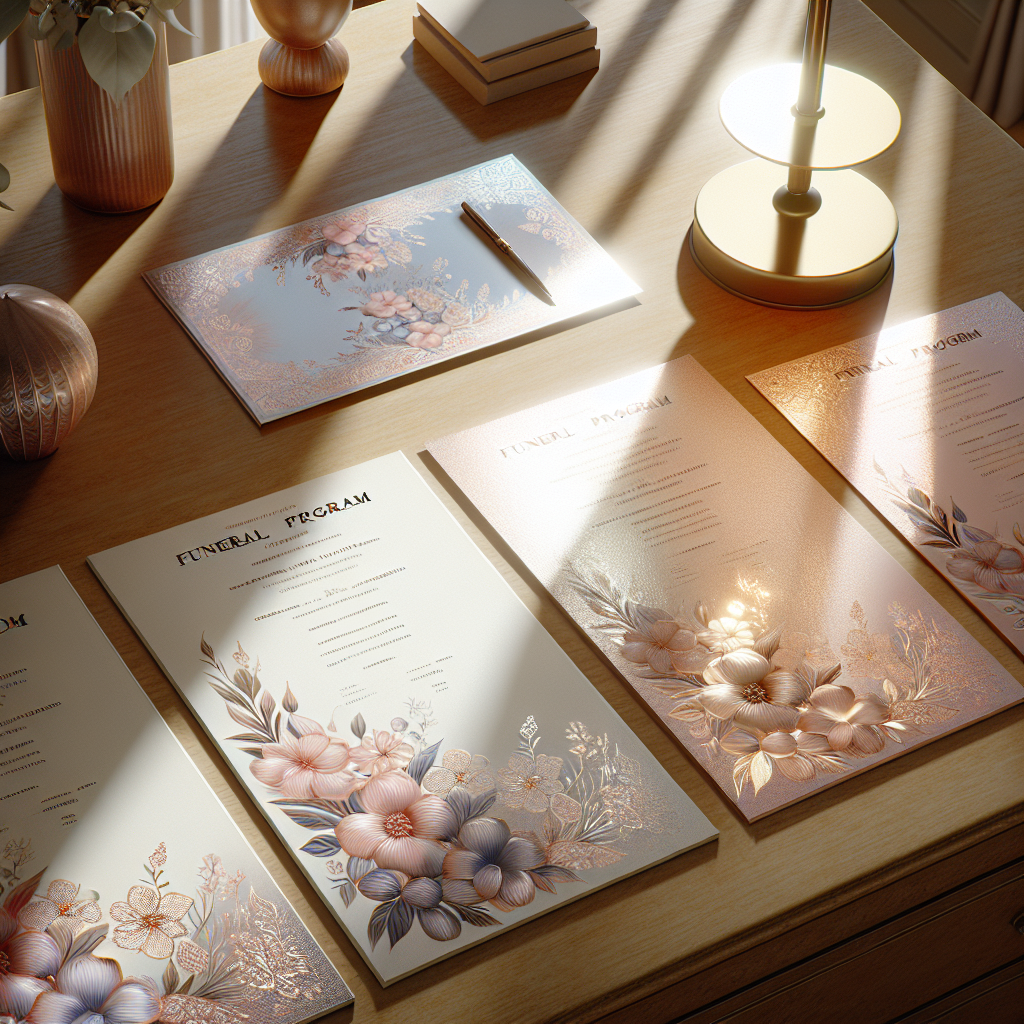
1;1;1022;1021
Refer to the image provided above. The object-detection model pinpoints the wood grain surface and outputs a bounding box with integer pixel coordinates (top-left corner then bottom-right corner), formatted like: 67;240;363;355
1;1;1022;1021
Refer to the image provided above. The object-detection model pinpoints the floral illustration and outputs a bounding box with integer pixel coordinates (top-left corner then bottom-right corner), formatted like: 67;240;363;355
0;843;329;1024
202;638;666;952
146;155;636;423
567;566;963;801
249;718;358;800
306;219;388;283
0;840;35;901
422;749;495;797
109;887;193;960
17;880;101;932
273;211;500;360
334;270;489;358
875;461;1024;630
497;753;564;813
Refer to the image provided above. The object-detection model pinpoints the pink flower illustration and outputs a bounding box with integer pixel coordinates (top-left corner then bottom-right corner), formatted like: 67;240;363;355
405;321;451;349
621;619;699;675
321;220;366;246
27;955;160;1024
345;245;388;274
946;540;1024;595
722;727;834;784
109;886;194;959
773;630;834;672
349;730;414;775
497;753;563;813
196;855;225;895
360;291;420;320
797;684;888;755
250;716;358;799
698;649;809;732
697;617;757;654
313;243;388;282
18;880;101;932
423;749;495;797
442;818;544;912
219;870;245;901
334;771;455;877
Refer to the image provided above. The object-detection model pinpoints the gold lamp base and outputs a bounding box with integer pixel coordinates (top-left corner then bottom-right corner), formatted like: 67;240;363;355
691;158;897;309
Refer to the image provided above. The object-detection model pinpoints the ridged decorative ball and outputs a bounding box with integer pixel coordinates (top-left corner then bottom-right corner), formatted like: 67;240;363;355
0;284;98;461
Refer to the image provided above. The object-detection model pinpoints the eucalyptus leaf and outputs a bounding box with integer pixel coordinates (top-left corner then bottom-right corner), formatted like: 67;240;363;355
100;7;141;32
44;1;74;48
0;200;12;211
0;0;32;45
51;2;74;31
25;10;49;39
147;0;194;37
78;8;156;104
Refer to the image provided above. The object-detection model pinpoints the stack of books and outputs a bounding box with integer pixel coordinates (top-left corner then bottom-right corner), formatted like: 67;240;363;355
413;0;599;105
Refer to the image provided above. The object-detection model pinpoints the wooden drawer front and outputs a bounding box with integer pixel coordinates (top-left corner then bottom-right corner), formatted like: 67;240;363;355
898;959;1023;1024
680;862;1024;1024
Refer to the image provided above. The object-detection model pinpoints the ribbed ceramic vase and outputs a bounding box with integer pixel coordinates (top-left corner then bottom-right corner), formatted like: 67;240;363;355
34;21;173;213
0;284;98;461
250;0;352;97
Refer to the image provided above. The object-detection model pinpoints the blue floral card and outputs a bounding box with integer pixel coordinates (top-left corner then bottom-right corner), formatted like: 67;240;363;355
145;155;639;424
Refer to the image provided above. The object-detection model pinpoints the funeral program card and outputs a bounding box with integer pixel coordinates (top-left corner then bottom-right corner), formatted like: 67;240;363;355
145;154;639;425
0;567;353;1024
426;357;1022;822
88;454;717;986
748;293;1024;657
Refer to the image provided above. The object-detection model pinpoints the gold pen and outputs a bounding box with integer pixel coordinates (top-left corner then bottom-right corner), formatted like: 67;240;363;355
461;200;555;304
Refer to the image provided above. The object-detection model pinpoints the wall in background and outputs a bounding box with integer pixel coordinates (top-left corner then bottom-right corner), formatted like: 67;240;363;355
862;0;1023;132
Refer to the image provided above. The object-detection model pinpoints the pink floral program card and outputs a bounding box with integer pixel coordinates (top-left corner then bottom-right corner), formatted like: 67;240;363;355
145;155;639;425
426;356;1023;822
0;567;353;1024
748;292;1024;657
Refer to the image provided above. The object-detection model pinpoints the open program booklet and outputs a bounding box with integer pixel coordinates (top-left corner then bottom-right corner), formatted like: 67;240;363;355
427;356;1022;822
88;453;717;986
0;567;353;1024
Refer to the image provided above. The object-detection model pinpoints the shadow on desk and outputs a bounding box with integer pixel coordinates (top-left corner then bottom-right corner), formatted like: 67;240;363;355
148;84;340;265
0;185;157;299
408;41;596;142
673;226;896;389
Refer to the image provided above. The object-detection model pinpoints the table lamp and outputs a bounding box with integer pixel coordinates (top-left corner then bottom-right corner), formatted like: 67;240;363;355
690;0;901;308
